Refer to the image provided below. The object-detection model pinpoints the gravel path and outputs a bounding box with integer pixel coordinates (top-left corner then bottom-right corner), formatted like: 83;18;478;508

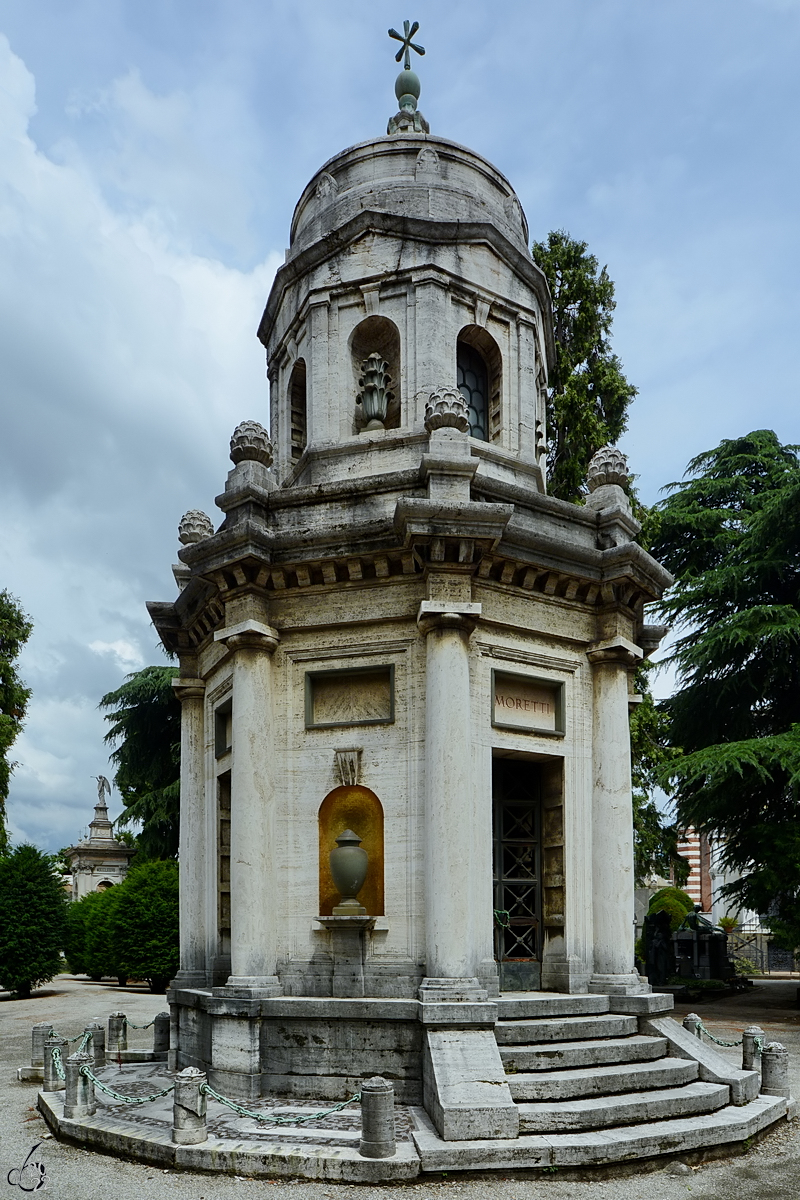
3;975;800;1199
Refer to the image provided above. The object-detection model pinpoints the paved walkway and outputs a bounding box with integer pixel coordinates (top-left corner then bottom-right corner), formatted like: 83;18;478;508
3;975;800;1199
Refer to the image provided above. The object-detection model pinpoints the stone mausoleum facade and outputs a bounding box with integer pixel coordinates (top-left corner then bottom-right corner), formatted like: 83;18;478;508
149;69;682;1133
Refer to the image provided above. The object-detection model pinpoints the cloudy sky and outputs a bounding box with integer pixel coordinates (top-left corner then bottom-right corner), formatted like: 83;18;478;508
1;0;798;851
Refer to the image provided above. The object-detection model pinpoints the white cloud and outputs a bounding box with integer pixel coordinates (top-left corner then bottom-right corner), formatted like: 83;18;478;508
0;35;281;850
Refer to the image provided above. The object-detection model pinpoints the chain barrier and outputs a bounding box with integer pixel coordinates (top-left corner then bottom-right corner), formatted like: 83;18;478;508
76;1031;93;1054
78;1064;174;1106
754;1035;766;1053
694;1018;743;1048
122;1017;156;1030
199;1083;361;1126
493;909;511;928
49;1029;86;1043
50;1047;66;1080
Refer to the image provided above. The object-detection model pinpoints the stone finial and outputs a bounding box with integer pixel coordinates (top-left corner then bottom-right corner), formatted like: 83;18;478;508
178;510;214;545
587;445;630;492
425;387;470;434
358;353;391;431
230;420;274;467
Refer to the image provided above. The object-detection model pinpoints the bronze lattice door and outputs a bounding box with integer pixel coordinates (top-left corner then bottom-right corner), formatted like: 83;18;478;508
492;758;542;991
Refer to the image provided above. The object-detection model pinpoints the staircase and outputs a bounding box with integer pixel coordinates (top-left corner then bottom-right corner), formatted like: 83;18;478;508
411;992;789;1171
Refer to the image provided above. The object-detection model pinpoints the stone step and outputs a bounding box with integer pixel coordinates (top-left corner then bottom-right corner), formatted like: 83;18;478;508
410;1094;788;1172
500;1033;668;1072
495;1013;638;1045
495;993;610;1020
507;1055;698;1101
516;1081;729;1132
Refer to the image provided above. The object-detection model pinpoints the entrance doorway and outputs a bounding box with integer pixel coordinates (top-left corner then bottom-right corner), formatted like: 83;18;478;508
492;757;542;991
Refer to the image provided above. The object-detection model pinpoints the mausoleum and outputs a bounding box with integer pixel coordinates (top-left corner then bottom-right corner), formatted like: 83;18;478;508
144;35;790;1160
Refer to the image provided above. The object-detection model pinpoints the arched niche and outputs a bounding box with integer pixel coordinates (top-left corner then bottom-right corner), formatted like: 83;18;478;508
457;325;502;442
96;880;114;891
318;785;384;916
288;358;307;462
350;316;401;431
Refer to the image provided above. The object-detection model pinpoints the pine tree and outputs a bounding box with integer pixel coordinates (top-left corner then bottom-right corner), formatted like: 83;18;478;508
100;666;180;859
532;231;637;501
0;591;33;852
0;844;67;998
629;665;688;887
653;430;800;943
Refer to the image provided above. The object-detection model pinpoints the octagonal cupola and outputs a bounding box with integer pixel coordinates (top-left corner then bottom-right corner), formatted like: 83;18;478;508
257;33;555;493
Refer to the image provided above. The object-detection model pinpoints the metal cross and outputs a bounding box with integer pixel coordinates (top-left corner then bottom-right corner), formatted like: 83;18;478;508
388;20;425;71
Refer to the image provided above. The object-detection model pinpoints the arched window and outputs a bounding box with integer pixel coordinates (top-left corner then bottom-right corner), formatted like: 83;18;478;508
288;358;307;462
350;316;401;431
457;326;502;442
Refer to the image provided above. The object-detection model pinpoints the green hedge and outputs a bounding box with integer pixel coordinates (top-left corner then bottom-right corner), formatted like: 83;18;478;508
0;845;67;998
65;860;178;991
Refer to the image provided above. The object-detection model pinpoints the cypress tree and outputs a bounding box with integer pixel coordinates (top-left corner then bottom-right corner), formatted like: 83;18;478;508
0;844;67;998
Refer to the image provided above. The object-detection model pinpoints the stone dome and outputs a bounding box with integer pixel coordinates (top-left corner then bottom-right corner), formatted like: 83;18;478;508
289;134;530;259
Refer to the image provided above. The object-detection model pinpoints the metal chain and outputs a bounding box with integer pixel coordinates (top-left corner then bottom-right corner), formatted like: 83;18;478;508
695;1018;743;1047
76;1031;93;1054
754;1035;766;1053
122;1017;156;1029
50;1047;66;1080
50;1029;86;1043
199;1082;361;1126
78;1064;174;1106
493;909;511;928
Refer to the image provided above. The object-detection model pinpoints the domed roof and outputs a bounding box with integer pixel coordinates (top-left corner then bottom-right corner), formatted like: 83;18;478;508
289;133;530;259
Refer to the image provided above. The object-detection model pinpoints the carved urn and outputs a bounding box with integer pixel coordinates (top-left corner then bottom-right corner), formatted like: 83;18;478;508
330;829;369;915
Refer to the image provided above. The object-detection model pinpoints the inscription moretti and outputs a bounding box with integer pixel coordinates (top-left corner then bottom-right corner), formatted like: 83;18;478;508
492;671;562;733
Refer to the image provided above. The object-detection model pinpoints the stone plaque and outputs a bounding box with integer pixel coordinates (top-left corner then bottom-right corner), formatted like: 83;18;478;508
492;670;563;734
306;666;394;729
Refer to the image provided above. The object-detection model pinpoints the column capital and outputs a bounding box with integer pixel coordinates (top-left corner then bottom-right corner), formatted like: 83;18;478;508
172;677;206;703
586;636;642;668
214;619;280;655
417;600;481;637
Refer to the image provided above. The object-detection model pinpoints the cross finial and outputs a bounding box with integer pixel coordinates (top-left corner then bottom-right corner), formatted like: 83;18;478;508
388;19;425;71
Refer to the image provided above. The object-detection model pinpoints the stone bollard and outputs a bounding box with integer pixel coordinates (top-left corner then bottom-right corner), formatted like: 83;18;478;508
43;1035;68;1092
742;1025;765;1072
84;1021;105;1068
31;1022;53;1070
359;1076;396;1159
63;1052;96;1120
761;1042;791;1099
682;1013;702;1039
107;1011;127;1054
172;1067;208;1145
153;1011;170;1055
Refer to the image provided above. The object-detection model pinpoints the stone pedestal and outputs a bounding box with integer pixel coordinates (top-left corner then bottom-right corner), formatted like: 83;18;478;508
317;915;376;997
172;677;208;989
587;639;649;996
214;620;282;999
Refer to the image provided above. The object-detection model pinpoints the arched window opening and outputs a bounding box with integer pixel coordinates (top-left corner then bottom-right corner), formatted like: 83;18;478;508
350;316;401;431
96;880;114;891
288;358;307;462
318;785;384;916
457;326;502;442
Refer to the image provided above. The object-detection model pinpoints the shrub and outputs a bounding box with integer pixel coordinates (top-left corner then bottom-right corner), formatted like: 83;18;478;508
0;844;67;998
109;860;179;990
649;895;692;932
648;886;694;914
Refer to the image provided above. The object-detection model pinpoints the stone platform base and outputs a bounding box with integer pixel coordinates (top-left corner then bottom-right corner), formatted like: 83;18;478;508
37;1063;420;1184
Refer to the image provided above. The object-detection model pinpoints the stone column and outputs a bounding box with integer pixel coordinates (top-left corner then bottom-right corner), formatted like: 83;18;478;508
172;676;208;989
587;639;646;995
215;620;282;997
417;601;488;998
